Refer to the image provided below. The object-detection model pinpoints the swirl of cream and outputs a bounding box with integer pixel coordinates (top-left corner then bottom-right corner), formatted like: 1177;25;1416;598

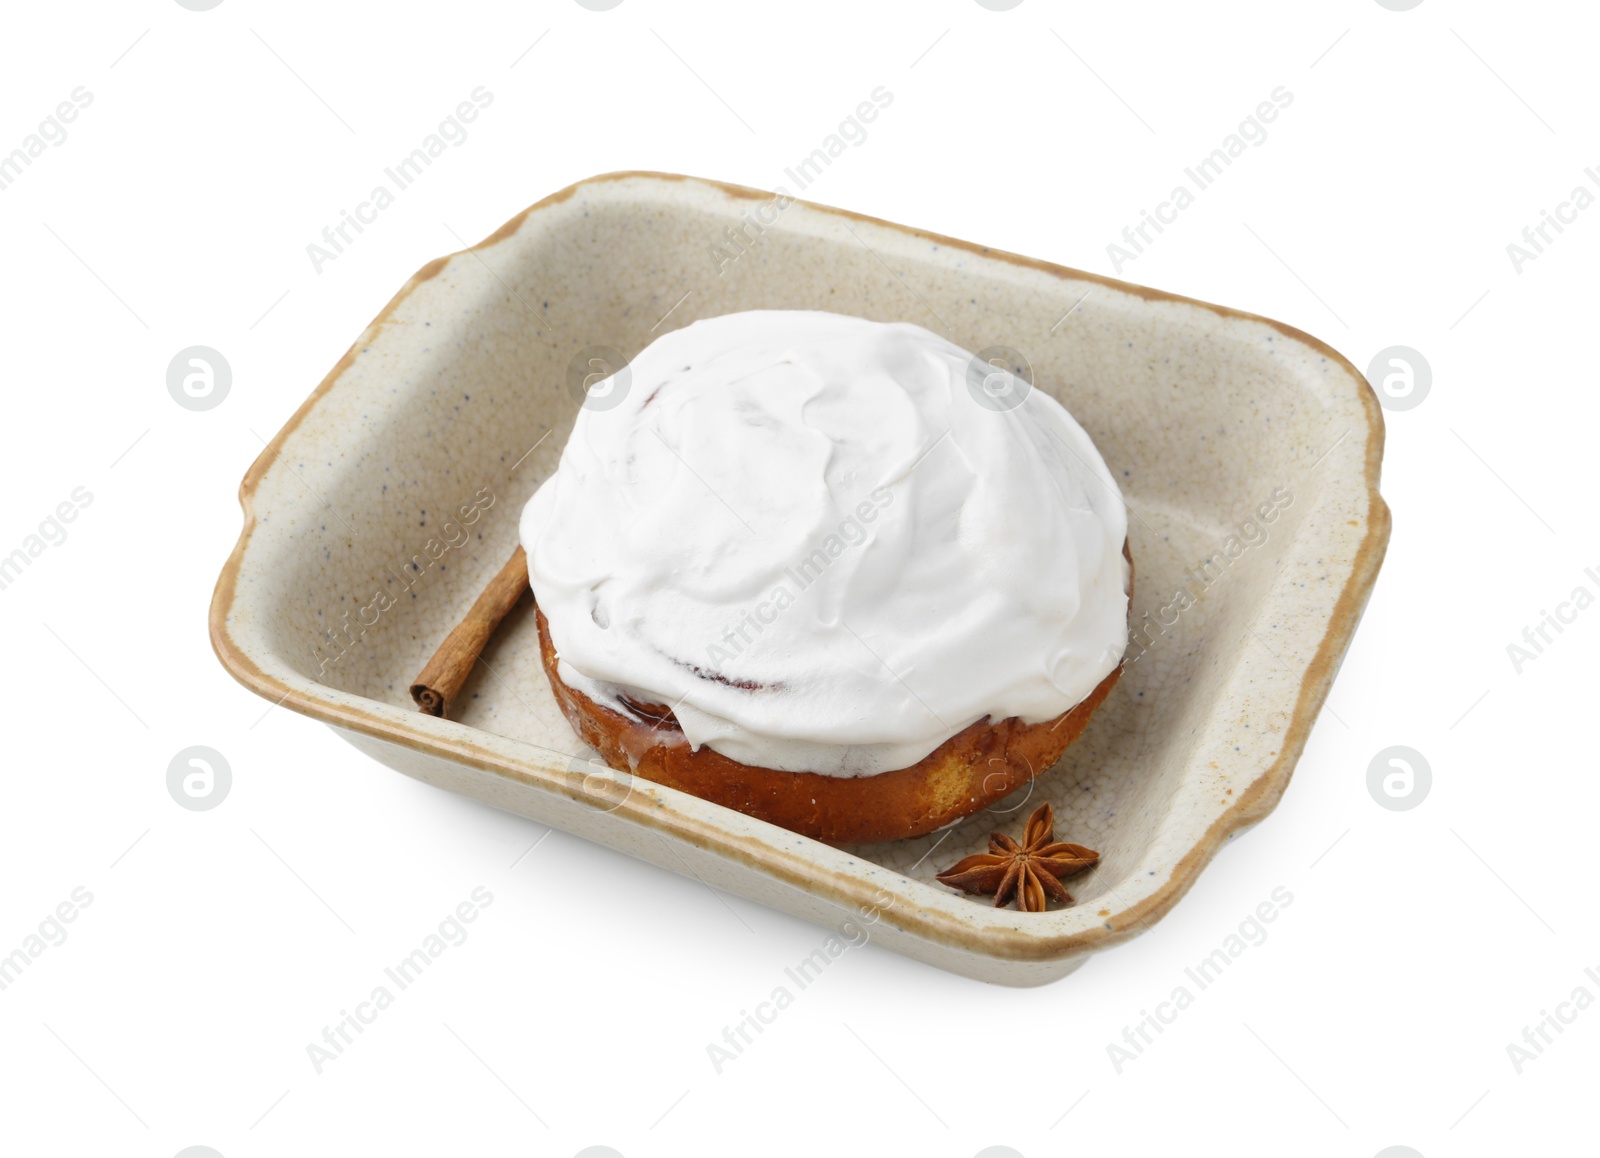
521;310;1128;777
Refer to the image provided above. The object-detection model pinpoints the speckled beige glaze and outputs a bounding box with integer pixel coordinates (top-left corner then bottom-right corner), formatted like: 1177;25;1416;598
209;172;1389;986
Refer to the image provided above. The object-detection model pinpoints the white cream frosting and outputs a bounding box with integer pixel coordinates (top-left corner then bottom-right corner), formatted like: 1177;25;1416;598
521;310;1129;777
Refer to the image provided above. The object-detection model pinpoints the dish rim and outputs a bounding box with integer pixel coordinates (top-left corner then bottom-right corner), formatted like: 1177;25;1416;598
208;169;1391;966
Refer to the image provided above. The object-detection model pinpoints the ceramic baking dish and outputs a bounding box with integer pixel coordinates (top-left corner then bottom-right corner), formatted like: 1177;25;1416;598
210;171;1389;985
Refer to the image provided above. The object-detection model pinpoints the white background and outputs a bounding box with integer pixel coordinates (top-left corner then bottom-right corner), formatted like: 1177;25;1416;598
0;1;1593;1156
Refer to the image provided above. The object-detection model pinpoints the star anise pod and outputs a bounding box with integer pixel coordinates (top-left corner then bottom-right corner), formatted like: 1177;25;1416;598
935;803;1099;912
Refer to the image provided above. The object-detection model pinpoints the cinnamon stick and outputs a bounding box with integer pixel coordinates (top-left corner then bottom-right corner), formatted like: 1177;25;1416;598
410;546;529;718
